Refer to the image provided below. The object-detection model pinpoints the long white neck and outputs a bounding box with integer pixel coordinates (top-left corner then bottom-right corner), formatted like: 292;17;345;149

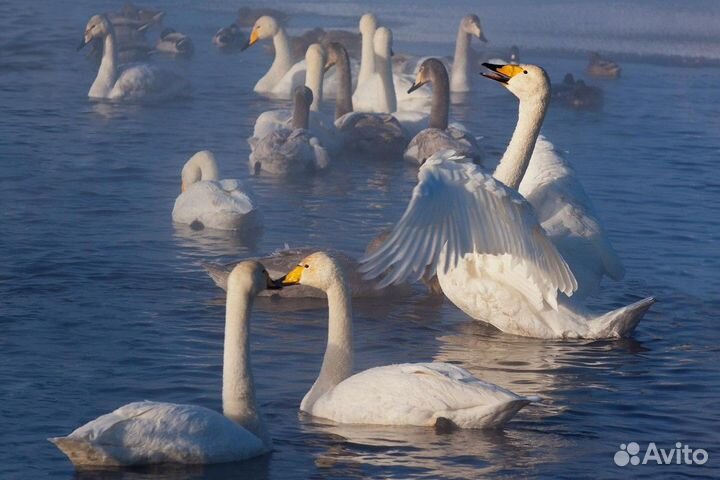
256;28;293;92
354;27;376;94
300;280;354;412
493;96;548;189
89;29;119;98
450;26;471;93
376;52;396;113
222;286;271;448
305;58;323;112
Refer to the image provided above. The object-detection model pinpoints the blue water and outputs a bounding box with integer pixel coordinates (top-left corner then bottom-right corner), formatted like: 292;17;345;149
1;1;719;478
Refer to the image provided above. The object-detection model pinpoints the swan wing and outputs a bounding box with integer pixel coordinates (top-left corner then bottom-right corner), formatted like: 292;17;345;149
519;136;624;296
172;180;260;230
49;401;265;466
112;64;190;102
360;150;577;301
404;128;482;165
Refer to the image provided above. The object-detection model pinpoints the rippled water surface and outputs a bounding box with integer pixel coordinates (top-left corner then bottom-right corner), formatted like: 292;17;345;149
2;1;719;479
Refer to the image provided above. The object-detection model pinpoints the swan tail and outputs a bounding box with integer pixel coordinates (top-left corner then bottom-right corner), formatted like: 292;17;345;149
588;296;655;338
202;262;231;291
439;397;533;429
48;437;117;467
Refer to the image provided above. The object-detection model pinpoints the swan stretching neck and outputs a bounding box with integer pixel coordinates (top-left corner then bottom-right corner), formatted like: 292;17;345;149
354;13;378;96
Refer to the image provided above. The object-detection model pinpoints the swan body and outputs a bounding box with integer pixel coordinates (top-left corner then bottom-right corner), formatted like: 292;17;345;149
79;15;190;102
155;28;193;56
278;252;534;428
50;261;278;467
361;63;653;339
172;151;262;231
403;58;482;164
249;87;330;175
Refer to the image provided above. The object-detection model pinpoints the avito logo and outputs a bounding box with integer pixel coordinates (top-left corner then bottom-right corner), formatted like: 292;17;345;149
614;442;708;467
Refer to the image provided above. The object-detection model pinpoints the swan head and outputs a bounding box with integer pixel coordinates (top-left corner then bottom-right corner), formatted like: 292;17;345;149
228;261;282;296
78;15;112;49
181;151;219;192
481;63;550;103
277;252;345;292
359;13;378;35
306;43;327;71
461;14;487;42
242;15;280;51
408;57;447;93
373;27;393;60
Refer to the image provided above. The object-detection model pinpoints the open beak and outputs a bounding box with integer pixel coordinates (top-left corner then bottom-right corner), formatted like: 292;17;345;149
241;29;259;51
481;62;523;84
276;264;304;286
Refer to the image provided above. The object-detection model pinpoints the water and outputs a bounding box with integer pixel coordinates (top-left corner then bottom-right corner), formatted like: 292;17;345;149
1;0;719;478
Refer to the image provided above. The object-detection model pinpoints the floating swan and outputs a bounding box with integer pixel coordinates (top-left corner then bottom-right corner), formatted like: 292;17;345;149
326;42;407;157
361;63;654;339
587;52;621;78
78;14;190;102
49;261;278;467
404;58;482;164
249;86;330;175
155;28;193;56
172;151;262;232
277;252;535;428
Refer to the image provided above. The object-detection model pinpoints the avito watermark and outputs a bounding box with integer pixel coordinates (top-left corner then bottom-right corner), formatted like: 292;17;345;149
614;442;709;467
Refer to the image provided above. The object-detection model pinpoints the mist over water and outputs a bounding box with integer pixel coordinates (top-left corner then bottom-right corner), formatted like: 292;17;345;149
1;0;719;479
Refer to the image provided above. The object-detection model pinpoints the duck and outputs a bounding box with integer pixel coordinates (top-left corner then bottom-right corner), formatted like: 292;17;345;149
49;261;278;467
155;27;194;57
172;151;262;232
403;58;482;165
553;73;604;110
213;23;244;51
326;42;407;157
249;86;330;175
361;62;654;339
587;52;621;78
78;14;190;102
277;252;535;429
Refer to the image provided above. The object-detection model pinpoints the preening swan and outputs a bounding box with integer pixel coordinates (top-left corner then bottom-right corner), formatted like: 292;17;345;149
361;63;654;339
49;261;278;467
327;42;407;157
249;86;330;175
404;58;482;164
78;14;190;102
278;252;535;429
172;151;262;232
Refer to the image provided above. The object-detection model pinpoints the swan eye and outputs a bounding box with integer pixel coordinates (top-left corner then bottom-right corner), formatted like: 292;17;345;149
523;70;528;74
304;264;310;269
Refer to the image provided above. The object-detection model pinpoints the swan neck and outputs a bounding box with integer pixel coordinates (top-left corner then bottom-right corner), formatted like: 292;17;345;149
90;28;119;98
197;155;219;181
334;48;354;119
429;65;450;129
355;27;376;92
493;97;548;189
377;53;396;113
292;92;311;129
305;58;323;112
450;27;471;92
269;28;293;79
301;280;353;411
222;287;271;447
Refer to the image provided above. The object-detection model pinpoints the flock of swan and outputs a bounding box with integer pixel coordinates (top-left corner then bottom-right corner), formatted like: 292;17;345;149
53;4;653;469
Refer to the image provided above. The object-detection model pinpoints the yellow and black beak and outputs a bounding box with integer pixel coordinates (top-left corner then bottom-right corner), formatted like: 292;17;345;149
407;70;428;94
481;63;525;84
266;273;283;290
241;28;259;51
276;264;304;286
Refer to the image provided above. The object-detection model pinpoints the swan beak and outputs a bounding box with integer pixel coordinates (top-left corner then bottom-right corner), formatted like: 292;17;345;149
481;63;523;84
323;60;334;74
408;69;428;94
77;36;89;51
241;29;259;51
478;31;488;43
277;265;304;286
265;274;283;290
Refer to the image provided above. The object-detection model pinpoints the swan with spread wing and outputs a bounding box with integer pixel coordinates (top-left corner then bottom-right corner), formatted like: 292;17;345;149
361;63;653;339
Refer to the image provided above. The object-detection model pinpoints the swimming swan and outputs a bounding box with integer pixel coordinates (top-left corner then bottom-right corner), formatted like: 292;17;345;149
404;58;482;164
49;261;278;467
78;14;190;102
361;63;654;339
278;252;535;428
249;86;330;175
172;151;262;231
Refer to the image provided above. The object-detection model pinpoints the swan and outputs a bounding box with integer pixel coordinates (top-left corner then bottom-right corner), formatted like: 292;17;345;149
155;28;194;57
277;251;535;428
172;151;262;232
249;86;330;175
587;52;621;78
78;14;190;102
403;58;482;164
326;42;407;157
361;63;654;339
49;261;278;467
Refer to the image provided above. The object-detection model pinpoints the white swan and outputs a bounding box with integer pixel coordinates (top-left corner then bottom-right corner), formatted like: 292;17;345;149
404;58;482;164
249;86;330;175
326;42;407;157
361;63;654;339
78;14;190;102
49;261;278;467
172;151;262;232
278;252;535;429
